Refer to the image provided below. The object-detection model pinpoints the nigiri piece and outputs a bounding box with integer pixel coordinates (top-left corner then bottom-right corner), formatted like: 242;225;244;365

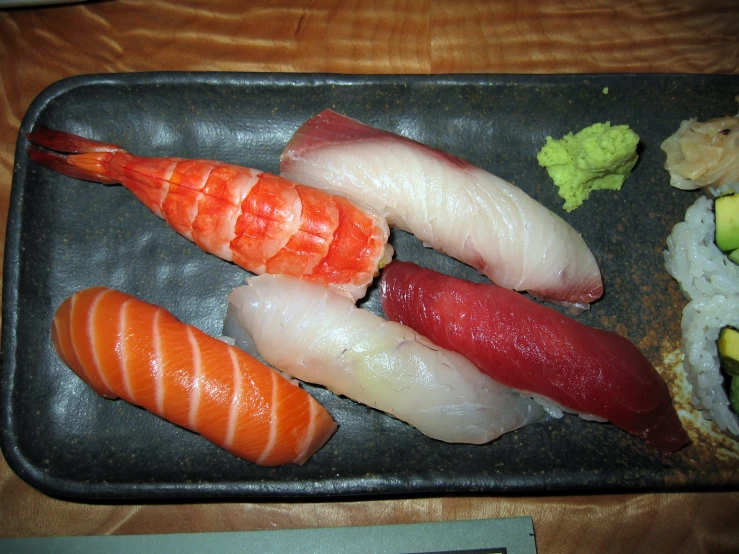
280;110;603;311
224;274;545;445
28;127;392;300
52;287;337;466
380;261;689;453
661;96;739;197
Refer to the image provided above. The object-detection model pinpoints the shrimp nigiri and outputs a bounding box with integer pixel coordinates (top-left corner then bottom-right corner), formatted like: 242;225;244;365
28;128;392;300
380;261;689;453
52;287;337;466
280;110;603;311
224;274;545;445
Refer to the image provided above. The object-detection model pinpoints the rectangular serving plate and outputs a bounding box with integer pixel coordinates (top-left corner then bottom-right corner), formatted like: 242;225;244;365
2;72;738;500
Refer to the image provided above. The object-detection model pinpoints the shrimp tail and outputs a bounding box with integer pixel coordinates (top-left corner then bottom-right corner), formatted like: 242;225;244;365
27;127;124;184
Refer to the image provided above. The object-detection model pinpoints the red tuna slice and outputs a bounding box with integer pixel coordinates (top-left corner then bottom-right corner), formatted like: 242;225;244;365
379;261;689;453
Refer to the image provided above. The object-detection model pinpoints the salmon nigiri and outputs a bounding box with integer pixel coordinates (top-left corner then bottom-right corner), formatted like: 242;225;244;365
28;128;392;300
52;287;337;466
380;261;689;453
280;110;603;311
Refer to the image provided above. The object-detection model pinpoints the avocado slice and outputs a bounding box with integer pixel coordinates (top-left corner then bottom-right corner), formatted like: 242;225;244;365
718;327;739;377
729;248;739;265
715;194;739;252
731;376;739;413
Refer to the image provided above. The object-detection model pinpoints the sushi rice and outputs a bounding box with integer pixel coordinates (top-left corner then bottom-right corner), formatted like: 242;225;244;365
664;195;739;436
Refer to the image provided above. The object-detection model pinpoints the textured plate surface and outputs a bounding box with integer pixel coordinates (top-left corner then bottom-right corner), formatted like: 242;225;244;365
2;73;738;500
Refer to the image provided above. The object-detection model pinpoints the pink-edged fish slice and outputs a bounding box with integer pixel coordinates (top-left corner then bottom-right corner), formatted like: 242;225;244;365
280;109;604;311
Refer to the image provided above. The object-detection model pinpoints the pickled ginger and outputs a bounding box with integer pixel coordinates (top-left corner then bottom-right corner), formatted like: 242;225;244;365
661;96;739;197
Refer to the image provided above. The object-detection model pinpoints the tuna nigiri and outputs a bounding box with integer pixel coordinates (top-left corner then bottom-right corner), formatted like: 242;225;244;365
280;110;603;311
28;128;392;300
224;274;545;444
380;261;689;452
52;287;337;466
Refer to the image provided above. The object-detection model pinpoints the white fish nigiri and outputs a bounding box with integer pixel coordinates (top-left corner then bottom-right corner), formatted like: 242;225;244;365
224;274;545;444
280;110;603;311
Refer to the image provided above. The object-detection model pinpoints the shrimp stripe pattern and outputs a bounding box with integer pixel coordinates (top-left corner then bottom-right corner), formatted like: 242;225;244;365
27;128;392;300
51;287;338;466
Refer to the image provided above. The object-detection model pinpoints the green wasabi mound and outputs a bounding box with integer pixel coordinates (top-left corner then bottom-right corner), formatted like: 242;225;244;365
537;122;640;212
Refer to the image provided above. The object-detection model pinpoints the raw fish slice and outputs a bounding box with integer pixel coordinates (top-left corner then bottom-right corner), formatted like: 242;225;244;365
280;110;603;310
52;287;337;466
380;261;689;453
225;274;545;445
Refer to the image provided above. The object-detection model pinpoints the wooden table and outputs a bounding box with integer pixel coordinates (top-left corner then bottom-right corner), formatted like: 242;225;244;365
1;1;738;552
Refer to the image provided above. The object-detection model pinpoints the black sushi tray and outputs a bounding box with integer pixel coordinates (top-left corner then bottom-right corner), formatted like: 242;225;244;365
2;72;738;500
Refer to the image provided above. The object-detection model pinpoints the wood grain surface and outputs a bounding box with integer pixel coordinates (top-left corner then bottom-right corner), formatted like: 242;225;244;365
1;1;738;552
